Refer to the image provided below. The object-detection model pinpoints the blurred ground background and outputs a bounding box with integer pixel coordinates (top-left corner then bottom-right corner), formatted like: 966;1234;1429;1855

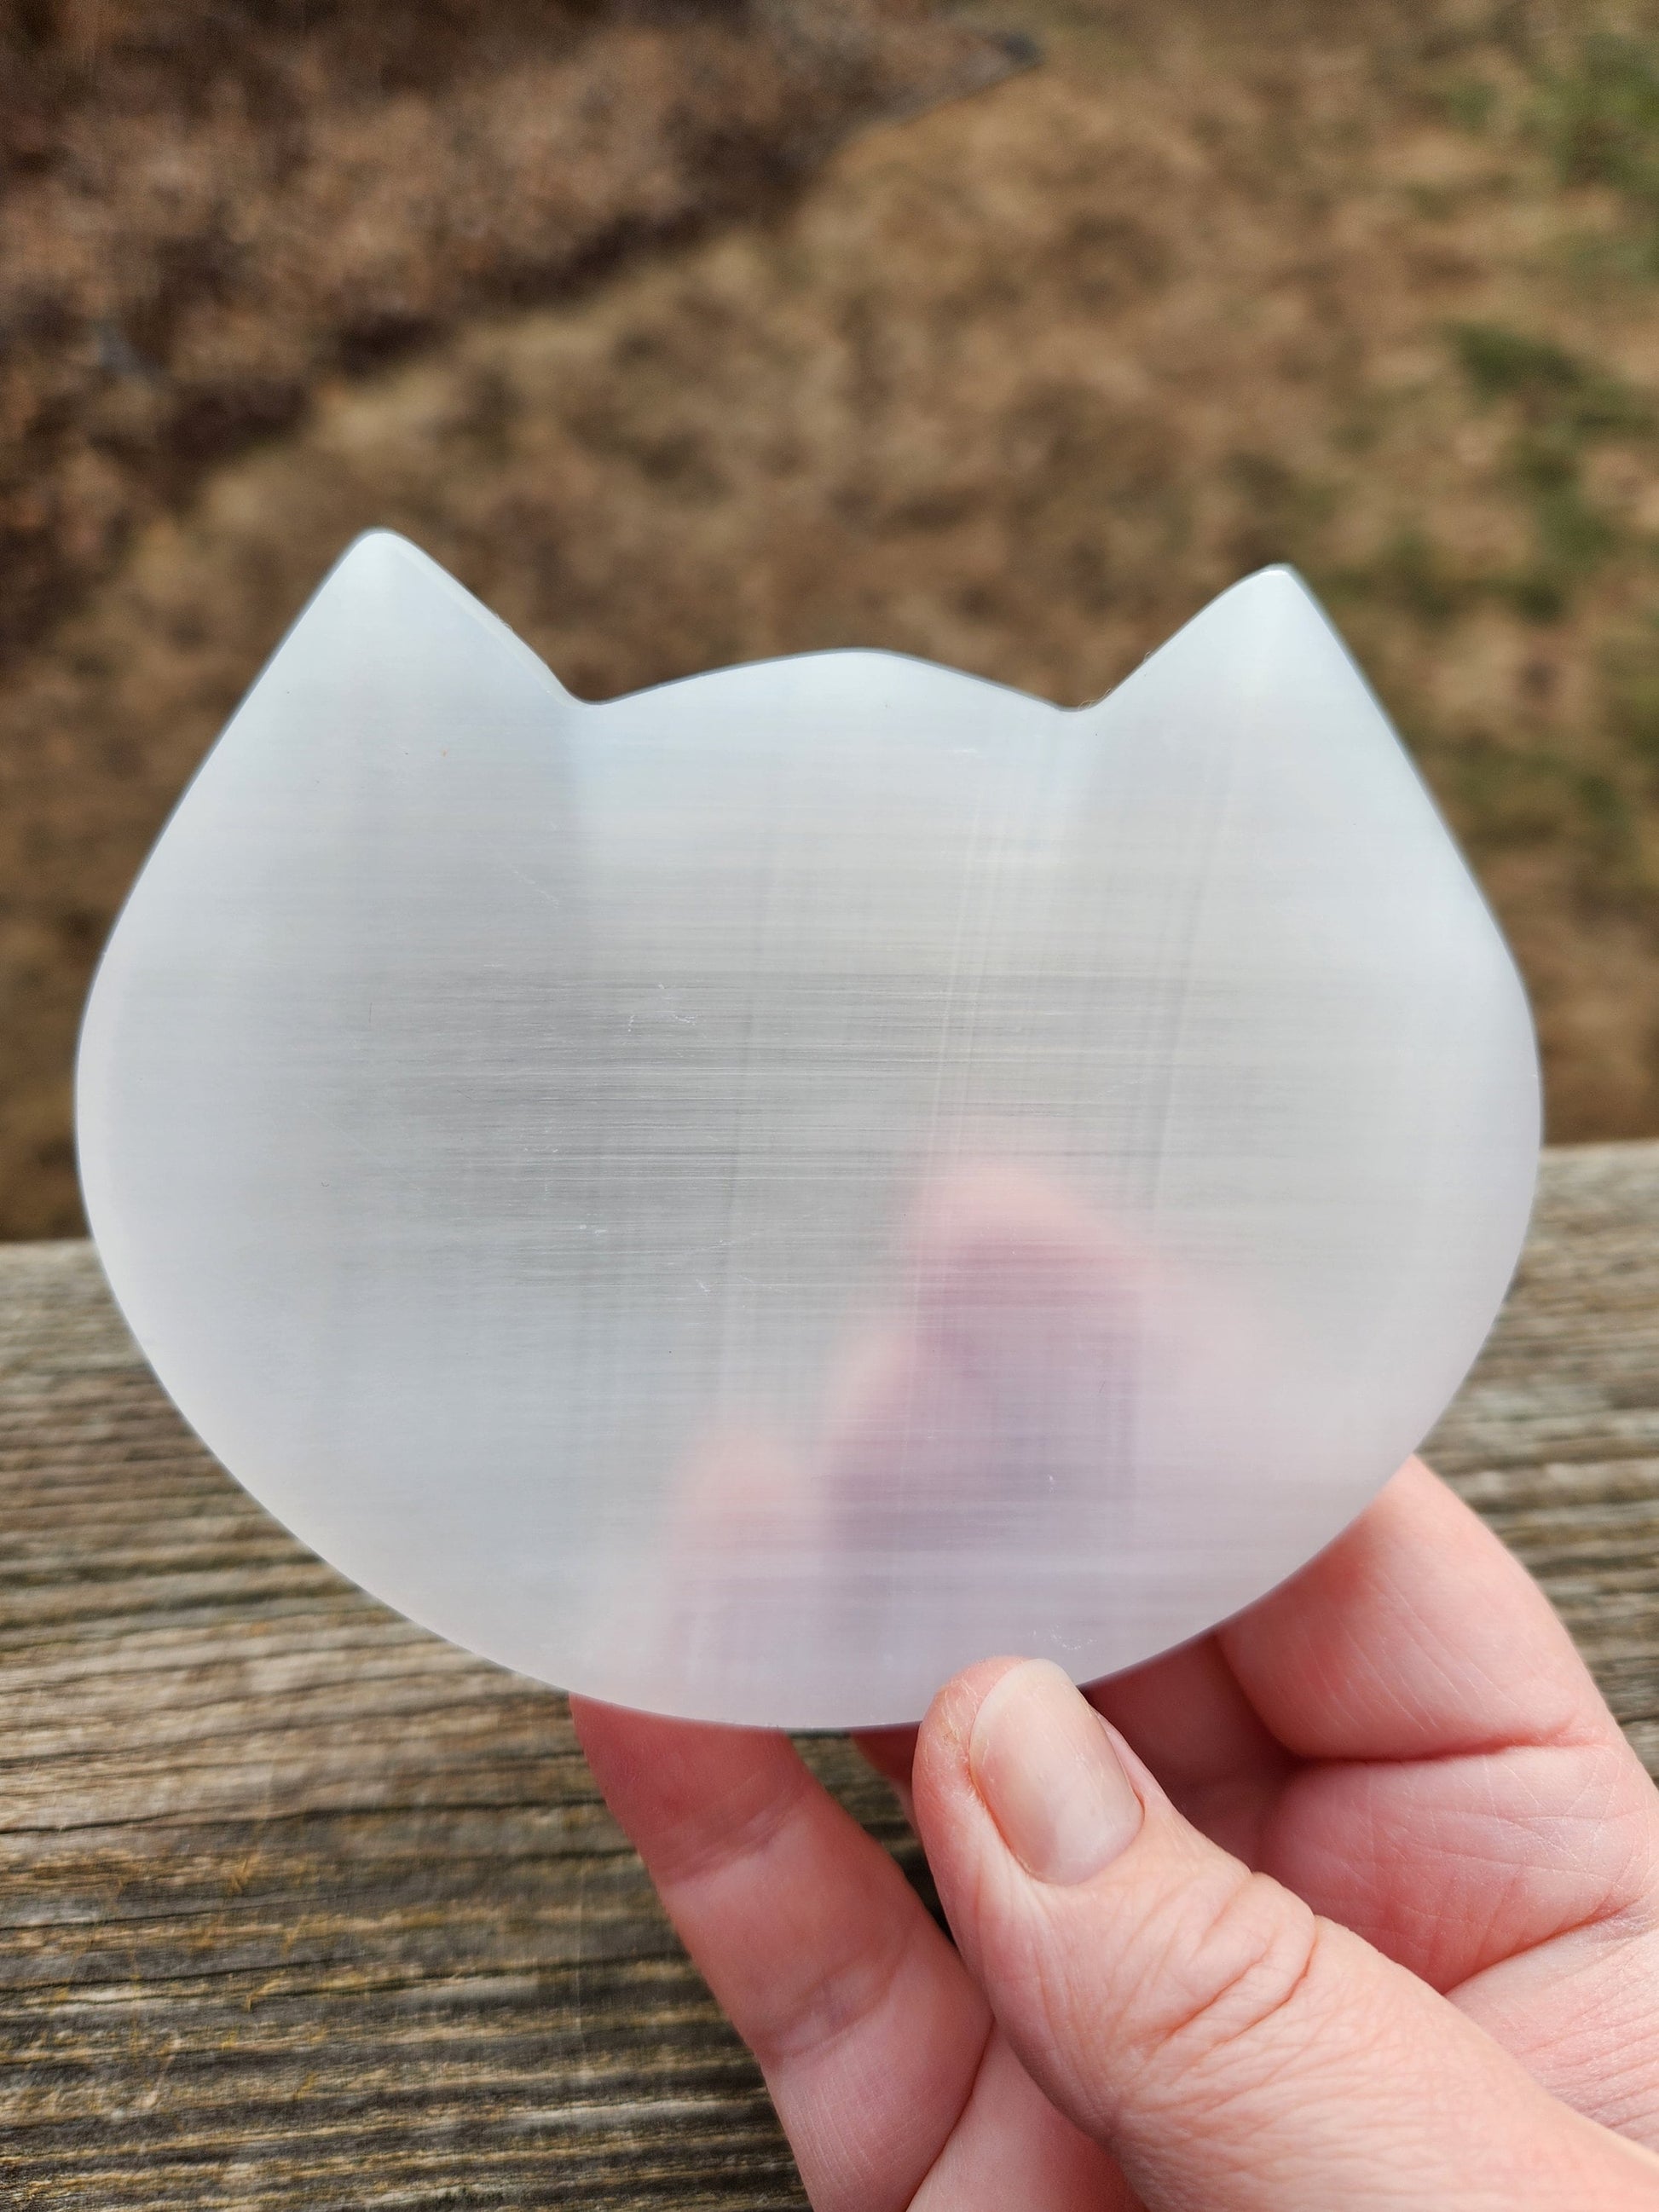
8;0;1659;1237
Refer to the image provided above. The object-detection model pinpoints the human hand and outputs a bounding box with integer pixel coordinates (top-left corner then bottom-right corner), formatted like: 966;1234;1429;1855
575;1458;1659;2208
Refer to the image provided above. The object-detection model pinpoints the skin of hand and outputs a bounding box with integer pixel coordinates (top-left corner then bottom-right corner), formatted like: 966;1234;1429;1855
574;1458;1659;2209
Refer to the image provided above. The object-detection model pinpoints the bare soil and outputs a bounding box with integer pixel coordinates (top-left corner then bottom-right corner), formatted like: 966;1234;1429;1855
9;0;1659;1236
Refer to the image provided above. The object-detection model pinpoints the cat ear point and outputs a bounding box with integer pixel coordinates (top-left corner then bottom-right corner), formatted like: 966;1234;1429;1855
296;528;574;701
1223;560;1313;595
311;527;453;600
1074;564;1350;716
315;528;478;615
1218;561;1319;610
1160;563;1338;656
1211;562;1344;641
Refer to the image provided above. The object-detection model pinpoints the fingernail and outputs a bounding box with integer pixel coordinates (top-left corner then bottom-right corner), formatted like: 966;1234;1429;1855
969;1660;1143;1885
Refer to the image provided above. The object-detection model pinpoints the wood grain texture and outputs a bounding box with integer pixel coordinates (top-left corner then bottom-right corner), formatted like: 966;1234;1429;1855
1;1140;1657;2206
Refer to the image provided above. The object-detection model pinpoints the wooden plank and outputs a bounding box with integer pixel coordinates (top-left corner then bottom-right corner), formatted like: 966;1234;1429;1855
1425;1142;1659;1772
0;1141;1656;2206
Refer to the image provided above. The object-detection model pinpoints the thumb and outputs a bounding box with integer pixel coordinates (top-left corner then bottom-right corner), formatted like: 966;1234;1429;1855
913;1658;1659;2212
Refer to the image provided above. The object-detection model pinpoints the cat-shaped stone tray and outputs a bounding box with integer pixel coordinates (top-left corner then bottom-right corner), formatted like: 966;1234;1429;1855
77;534;1539;1726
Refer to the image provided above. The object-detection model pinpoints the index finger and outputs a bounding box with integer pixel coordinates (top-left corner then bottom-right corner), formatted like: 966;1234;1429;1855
569;1697;990;2212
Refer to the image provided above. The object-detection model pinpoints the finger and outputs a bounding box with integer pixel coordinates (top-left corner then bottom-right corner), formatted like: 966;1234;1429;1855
853;1724;920;1828
910;2027;1142;2212
1254;1684;1658;1995
1090;1464;1659;2140
853;1724;919;1789
572;1697;980;2210
572;1697;1003;2212
1083;1456;1620;1846
1224;1460;1659;2012
1221;1457;1620;1763
818;1158;1156;1562
1084;1633;1291;1863
915;1657;1659;2212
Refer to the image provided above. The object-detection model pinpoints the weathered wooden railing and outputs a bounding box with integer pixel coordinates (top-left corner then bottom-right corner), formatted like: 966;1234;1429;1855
2;1142;1657;2206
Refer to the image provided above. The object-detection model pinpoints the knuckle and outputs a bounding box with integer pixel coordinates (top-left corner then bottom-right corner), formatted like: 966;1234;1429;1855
1121;1867;1326;2094
752;1906;917;2069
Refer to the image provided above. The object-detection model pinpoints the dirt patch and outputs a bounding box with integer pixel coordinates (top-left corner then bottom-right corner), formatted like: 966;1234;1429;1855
0;0;1024;670
10;0;1659;1236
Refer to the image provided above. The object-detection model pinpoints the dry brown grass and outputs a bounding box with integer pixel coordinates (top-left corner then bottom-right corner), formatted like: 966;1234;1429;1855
9;0;1659;1236
0;0;1020;666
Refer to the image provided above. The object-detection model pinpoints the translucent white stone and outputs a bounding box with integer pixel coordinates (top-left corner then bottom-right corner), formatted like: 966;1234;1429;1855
76;534;1539;1726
